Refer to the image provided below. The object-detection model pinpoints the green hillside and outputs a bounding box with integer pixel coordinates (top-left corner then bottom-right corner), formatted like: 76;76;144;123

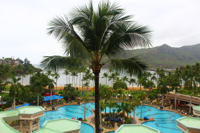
126;43;200;68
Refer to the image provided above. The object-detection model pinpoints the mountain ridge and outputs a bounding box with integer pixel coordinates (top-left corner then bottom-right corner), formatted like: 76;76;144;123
126;43;200;68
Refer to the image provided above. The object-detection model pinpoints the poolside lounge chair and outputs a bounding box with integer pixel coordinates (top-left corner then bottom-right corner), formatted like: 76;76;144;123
104;117;109;121
78;118;82;121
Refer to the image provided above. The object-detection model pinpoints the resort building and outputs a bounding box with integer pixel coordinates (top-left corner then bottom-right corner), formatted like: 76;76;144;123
115;124;160;133
176;106;200;133
0;106;81;133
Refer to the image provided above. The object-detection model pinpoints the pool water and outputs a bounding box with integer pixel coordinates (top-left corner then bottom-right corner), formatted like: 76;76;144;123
133;106;182;133
39;103;182;133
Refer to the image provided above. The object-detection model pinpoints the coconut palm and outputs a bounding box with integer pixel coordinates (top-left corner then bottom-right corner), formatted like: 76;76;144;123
41;1;151;131
129;78;136;88
116;88;124;102
64;84;73;103
30;72;47;106
82;94;89;120
9;74;22;110
130;96;140;124
46;70;52;78
2;65;10;104
157;77;170;107
106;99;117;120
63;69;69;84
138;91;147;119
117;101;128;122
48;79;56;105
182;65;198;113
19;87;30;106
102;73;109;85
99;99;106;128
52;72;60;90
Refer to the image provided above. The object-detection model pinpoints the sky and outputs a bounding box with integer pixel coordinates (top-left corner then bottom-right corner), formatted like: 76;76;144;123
0;0;200;64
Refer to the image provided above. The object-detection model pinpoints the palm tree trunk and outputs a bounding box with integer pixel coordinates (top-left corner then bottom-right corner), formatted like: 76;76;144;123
106;77;107;85
69;75;70;84
56;80;58;90
133;107;136;124
13;95;15;110
50;90;52;105
162;95;164;106
189;86;192;113
100;108;102;128
175;90;177;110
66;75;67;84
94;71;100;133
84;103;86;120
140;101;143;119
79;73;81;87
109;108;111;119
37;94;39;106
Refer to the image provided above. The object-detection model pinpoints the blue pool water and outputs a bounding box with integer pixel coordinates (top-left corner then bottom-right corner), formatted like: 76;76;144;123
39;103;182;133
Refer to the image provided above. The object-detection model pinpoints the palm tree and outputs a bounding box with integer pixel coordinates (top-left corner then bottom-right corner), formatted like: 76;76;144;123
19;87;30;106
82;94;89;120
129;78;136;88
117;101;128;122
52;72;60;90
63;69;69;84
130;96;140;124
182;65;198;113
9;74;22;110
2;65;10;104
41;1;151;131
116;88;124;103
106;99;117;120
64;84;73;103
102;73;109;85
99;99;106;128
46;70;52;78
138;91;147;119
31;72;47;106
48;79;56;105
157;77;169;107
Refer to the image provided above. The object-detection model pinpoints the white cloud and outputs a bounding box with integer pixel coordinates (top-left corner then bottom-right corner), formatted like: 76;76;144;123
0;0;200;63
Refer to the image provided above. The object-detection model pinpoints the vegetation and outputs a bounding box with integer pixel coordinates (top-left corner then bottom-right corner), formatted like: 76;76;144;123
41;1;151;132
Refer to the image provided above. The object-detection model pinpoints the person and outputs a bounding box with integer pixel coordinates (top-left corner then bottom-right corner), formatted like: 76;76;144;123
52;106;55;111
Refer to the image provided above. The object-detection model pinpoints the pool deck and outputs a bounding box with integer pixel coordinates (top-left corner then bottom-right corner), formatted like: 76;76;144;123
4;100;189;133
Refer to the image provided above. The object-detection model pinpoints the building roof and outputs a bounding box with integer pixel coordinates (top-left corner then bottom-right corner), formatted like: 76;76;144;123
115;124;160;133
176;117;200;129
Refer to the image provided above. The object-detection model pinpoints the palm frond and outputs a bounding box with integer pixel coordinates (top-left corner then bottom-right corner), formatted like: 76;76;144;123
40;56;83;71
108;56;148;77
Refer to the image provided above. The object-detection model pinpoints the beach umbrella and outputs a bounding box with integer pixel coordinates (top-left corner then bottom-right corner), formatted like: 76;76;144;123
59;96;64;99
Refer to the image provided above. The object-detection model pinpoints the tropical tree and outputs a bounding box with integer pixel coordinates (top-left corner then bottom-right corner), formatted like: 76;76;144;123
52;72;60;90
157;77;170;106
117;101;128;122
102;73;109;85
99;84;112;100
19;87;30;106
48;79;56;105
63;69;69;84
106;99;117;119
46;70;52;78
99;99;106;128
9;74;22;110
116;88;124;102
182;65;198;113
138;91;147;119
130;96;140;124
2;65;10;104
129;78;136;88
82;94;89;120
64;84;74;102
30;71;49;106
41;1;151;131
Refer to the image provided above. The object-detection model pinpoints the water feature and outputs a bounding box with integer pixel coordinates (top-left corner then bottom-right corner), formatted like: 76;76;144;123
39;103;182;133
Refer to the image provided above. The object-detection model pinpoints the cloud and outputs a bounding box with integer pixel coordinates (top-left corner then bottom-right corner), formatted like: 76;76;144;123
0;0;200;63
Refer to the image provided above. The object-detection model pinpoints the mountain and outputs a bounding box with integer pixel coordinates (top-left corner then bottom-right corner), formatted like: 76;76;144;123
126;43;200;68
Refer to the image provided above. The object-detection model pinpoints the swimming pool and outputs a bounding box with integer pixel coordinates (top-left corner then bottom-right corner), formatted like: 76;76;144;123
39;103;182;133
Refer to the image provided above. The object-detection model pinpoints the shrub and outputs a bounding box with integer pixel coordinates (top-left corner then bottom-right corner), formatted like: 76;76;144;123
113;81;128;90
47;105;51;107
0;108;4;111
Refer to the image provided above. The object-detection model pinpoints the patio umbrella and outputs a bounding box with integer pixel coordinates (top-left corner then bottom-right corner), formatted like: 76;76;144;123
59;96;64;99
